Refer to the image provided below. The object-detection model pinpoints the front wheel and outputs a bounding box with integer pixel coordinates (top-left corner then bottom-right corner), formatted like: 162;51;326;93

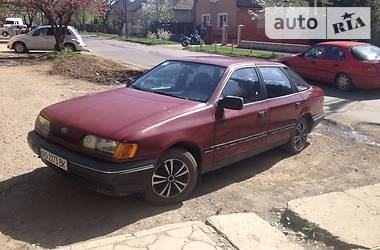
2;31;9;37
284;118;309;154
64;43;76;52
143;148;198;205
13;42;27;53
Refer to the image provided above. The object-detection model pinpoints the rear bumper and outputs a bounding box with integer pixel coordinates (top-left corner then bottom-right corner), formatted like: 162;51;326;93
27;131;157;196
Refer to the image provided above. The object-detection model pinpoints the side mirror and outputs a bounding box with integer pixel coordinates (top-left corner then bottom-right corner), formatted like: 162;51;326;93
217;96;244;111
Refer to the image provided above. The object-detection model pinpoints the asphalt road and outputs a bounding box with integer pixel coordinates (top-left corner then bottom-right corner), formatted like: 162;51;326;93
84;36;208;69
84;36;380;135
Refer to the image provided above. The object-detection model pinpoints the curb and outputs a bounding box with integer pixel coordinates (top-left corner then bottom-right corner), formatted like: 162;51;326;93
281;205;369;250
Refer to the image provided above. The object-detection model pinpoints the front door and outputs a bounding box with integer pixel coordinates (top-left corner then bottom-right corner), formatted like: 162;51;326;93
298;45;328;81
212;67;269;170
258;66;303;145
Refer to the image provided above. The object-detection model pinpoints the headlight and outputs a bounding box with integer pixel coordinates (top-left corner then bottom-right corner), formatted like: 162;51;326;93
82;135;138;160
35;115;51;136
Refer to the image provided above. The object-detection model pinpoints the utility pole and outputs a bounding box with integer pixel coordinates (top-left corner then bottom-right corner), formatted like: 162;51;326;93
122;0;128;36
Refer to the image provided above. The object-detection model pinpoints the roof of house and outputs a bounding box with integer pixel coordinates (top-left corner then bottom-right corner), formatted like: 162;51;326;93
128;0;144;12
174;0;194;11
236;0;263;9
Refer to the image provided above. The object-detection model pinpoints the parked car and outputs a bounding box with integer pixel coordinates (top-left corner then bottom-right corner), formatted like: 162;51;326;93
27;57;325;205
7;25;85;53
1;18;25;37
281;41;380;91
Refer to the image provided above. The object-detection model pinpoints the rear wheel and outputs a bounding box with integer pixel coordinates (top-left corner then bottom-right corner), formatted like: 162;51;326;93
13;42;27;53
64;43;76;51
336;73;353;91
2;31;9;37
181;40;190;48
143;148;198;205
284;118;309;154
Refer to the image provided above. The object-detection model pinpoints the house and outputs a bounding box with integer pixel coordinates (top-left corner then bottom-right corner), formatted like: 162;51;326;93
115;0;195;38
195;0;310;45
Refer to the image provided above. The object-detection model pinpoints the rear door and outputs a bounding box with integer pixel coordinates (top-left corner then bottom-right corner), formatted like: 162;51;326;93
258;66;303;145
29;27;55;50
212;67;269;169
319;46;348;83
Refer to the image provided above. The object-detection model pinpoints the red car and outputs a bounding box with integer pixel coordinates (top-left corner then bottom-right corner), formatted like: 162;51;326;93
27;57;325;205
281;41;380;90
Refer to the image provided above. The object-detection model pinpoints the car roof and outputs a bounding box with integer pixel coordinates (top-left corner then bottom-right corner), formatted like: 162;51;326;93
317;41;368;47
36;25;74;29
173;56;282;67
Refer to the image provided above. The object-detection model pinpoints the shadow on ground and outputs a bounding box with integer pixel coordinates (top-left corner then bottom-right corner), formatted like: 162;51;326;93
0;147;290;248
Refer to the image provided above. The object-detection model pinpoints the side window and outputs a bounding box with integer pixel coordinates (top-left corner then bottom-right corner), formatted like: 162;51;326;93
283;68;310;92
324;46;346;61
47;28;54;36
33;28;48;36
221;68;263;104
259;67;293;99
304;45;327;59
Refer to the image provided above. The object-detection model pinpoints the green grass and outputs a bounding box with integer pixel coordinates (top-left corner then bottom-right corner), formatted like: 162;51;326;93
186;45;279;60
46;49;79;60
81;31;177;45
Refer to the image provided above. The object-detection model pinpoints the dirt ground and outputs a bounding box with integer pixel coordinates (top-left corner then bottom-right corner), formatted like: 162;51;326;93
0;58;380;250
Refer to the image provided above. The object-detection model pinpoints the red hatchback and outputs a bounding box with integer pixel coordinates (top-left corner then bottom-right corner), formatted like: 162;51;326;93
28;57;325;205
281;42;380;90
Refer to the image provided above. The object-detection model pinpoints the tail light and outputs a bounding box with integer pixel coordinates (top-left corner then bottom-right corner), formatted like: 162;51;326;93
73;39;80;44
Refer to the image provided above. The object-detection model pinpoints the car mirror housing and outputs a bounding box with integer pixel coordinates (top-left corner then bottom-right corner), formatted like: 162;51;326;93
217;96;244;111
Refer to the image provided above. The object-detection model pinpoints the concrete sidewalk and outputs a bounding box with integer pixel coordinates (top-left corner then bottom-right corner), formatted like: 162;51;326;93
57;213;301;250
283;183;380;249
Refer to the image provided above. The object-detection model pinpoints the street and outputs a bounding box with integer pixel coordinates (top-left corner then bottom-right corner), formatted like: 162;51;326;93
84;36;208;69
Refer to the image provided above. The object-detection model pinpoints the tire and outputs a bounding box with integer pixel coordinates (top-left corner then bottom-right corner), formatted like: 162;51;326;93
143;148;198;205
2;31;9;37
64;43;76;51
181;40;190;48
13;42;27;53
335;73;353;91
284;118;309;154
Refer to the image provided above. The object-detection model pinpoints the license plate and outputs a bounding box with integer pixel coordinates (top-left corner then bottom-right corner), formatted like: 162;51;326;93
40;148;68;171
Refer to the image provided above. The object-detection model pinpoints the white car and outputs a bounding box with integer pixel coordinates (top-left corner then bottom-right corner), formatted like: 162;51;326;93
7;25;86;53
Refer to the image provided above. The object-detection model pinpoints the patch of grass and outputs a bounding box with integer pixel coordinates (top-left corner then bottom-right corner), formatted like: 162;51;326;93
186;44;279;60
302;223;318;238
46;49;79;60
81;31;176;45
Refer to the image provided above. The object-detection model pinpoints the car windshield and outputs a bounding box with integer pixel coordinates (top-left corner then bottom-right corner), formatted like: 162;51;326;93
130;61;226;103
351;45;380;61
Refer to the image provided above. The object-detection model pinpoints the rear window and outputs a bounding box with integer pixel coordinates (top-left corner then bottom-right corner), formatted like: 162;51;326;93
5;21;14;25
351;45;380;61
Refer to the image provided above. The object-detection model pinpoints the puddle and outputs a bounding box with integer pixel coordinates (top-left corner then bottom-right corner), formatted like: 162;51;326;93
316;120;380;147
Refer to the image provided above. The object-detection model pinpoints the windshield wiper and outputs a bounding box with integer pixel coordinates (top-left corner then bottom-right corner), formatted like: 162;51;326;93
129;85;146;91
152;91;189;100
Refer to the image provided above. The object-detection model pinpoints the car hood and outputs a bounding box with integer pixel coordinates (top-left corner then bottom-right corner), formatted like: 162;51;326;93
42;88;205;142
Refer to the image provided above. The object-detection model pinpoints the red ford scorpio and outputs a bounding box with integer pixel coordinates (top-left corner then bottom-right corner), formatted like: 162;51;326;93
28;56;325;205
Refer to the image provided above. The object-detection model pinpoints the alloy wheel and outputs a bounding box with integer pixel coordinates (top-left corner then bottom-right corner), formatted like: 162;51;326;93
336;74;352;91
294;121;307;150
152;159;190;198
14;43;25;53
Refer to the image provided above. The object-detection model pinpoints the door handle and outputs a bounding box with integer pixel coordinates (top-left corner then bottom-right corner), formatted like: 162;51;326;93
295;102;302;109
258;110;267;118
311;61;316;64
334;64;340;67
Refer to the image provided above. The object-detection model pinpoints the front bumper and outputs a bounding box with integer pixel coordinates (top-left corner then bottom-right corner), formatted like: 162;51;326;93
27;131;157;196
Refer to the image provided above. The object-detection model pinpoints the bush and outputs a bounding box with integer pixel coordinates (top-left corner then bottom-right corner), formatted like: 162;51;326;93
146;31;157;39
157;28;171;41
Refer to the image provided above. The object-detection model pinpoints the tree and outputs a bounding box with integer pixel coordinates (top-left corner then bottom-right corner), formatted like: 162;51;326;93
10;0;105;51
100;0;118;33
139;0;174;31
